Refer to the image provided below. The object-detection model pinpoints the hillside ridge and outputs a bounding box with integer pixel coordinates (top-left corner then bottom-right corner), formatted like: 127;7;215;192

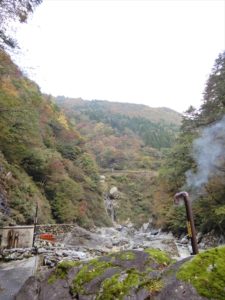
55;96;182;125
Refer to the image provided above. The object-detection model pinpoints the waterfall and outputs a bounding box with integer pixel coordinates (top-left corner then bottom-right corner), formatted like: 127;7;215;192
104;193;115;223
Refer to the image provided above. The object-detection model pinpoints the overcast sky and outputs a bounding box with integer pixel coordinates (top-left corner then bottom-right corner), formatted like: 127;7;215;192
13;0;225;113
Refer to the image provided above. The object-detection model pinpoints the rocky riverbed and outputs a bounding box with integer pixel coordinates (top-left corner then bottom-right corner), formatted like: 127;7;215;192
1;223;224;299
1;223;223;267
0;225;184;266
1;223;224;265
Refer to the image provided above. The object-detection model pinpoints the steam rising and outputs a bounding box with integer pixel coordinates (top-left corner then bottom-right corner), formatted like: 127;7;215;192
186;115;225;189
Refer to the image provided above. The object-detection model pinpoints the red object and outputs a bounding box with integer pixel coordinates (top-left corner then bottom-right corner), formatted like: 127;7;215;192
39;233;56;242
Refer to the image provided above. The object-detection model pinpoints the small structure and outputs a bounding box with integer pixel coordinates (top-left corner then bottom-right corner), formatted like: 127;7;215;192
0;225;34;249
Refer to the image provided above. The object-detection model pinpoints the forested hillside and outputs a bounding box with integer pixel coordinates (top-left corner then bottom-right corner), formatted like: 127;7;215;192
55;97;181;171
152;51;225;236
0;50;110;228
54;97;181;226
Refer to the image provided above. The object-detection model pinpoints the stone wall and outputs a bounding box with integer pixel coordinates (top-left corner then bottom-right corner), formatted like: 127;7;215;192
36;224;76;242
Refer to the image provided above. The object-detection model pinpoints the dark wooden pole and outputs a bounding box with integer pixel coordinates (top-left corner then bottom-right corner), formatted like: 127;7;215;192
174;192;199;255
32;203;38;248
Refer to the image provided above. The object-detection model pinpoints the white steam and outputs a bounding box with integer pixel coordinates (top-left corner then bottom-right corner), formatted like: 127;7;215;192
186;115;225;189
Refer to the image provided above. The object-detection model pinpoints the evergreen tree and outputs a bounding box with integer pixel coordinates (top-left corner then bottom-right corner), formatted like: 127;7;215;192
157;51;225;235
200;51;225;124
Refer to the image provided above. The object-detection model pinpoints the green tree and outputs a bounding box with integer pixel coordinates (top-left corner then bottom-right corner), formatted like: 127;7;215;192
200;51;225;124
156;52;225;235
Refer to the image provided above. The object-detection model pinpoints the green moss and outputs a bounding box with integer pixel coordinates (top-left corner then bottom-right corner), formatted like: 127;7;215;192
48;260;82;284
66;251;168;298
177;246;225;300
145;267;153;273
111;175;128;183
96;269;140;300
143;278;163;295
109;255;116;263
107;250;136;264
96;268;163;300
71;259;113;295
117;251;136;261
144;248;172;266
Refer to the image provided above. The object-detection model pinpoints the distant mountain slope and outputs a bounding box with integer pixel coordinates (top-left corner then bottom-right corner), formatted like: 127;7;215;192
55;97;181;170
56;97;181;125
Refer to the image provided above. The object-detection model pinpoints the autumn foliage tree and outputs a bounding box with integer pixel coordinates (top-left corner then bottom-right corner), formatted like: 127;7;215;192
0;0;42;48
0;50;111;227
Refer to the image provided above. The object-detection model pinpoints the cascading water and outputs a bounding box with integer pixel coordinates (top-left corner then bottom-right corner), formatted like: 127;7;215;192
104;193;115;223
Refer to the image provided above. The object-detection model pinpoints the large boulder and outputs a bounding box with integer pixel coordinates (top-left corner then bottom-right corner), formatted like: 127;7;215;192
16;246;225;300
109;186;120;199
63;226;111;250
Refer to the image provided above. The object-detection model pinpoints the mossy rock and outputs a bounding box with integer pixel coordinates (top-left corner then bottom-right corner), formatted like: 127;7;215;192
16;247;225;300
154;246;225;300
144;248;174;267
53;249;173;299
177;246;225;300
48;260;82;284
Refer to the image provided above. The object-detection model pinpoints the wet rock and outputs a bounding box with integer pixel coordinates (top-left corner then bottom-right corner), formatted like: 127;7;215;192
1;248;34;261
104;193;116;222
43;256;59;268
56;249;87;259
151;229;160;236
198;230;224;249
37;247;49;254
140;222;150;232
197;232;203;243
109;186;120;199
99;175;105;183
180;236;189;244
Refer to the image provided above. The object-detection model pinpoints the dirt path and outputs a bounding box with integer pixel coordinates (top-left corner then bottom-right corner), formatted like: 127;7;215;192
100;169;158;176
0;256;37;300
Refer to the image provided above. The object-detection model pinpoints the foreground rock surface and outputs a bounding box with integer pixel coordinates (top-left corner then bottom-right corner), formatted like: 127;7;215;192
0;257;36;300
16;246;225;300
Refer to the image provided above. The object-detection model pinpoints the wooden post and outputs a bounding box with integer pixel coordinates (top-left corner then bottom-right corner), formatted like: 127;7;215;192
32;203;38;248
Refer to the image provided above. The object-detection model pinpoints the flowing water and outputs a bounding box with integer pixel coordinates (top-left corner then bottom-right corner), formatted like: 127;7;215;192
104;193;116;223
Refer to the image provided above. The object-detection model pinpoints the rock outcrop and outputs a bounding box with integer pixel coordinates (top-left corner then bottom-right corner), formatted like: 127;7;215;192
16;246;225;300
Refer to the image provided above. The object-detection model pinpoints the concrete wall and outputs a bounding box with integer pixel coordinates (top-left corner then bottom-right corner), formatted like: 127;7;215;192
0;226;34;249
